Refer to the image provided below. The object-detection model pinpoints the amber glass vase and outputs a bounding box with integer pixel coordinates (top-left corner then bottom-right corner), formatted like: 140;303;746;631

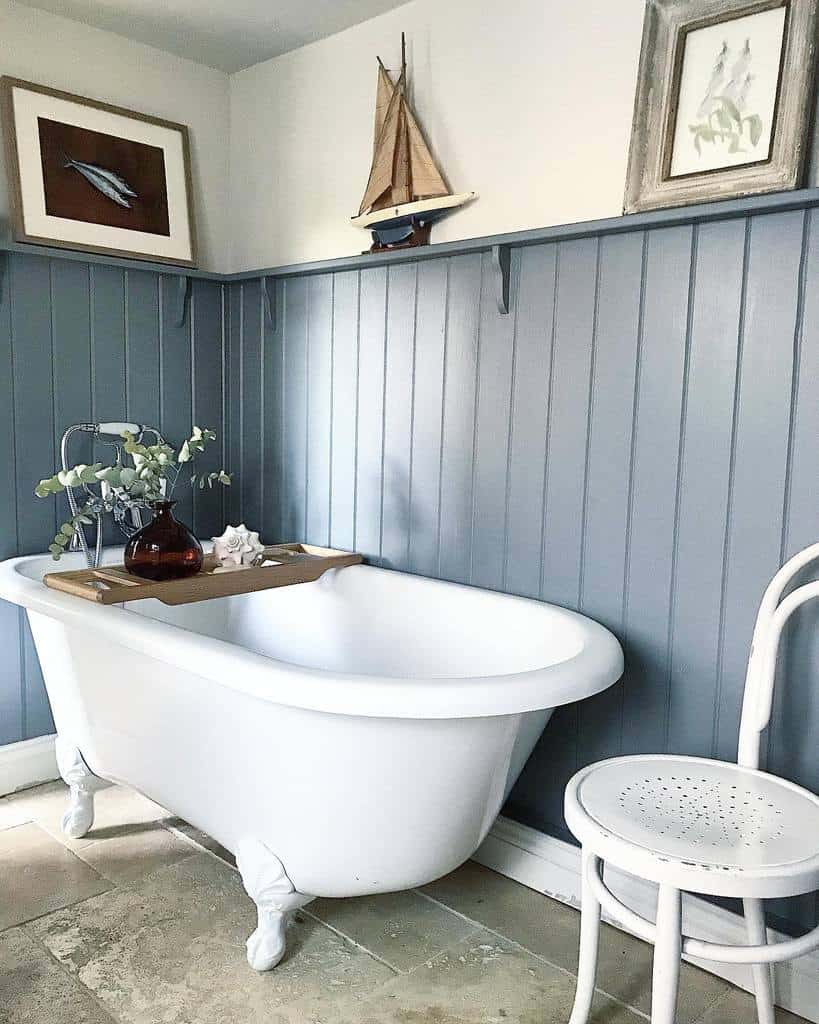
124;500;203;581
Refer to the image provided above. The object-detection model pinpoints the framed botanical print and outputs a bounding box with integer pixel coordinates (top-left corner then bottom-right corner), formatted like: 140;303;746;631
1;77;197;266
624;0;818;213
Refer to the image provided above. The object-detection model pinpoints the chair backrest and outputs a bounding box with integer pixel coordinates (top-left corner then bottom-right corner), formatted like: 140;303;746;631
737;542;819;770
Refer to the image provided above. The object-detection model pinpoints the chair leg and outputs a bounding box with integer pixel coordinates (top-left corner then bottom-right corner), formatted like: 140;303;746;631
651;885;682;1024
569;849;602;1024
744;898;775;1024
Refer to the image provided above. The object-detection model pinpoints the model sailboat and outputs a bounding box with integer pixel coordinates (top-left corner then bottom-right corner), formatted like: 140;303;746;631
351;35;476;251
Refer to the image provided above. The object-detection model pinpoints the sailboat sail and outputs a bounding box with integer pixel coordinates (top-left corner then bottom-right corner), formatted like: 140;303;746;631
358;43;450;217
372;62;393;157
358;66;405;214
405;104;448;200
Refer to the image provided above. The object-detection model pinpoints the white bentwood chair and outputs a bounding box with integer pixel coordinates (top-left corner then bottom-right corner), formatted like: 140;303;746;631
564;542;819;1024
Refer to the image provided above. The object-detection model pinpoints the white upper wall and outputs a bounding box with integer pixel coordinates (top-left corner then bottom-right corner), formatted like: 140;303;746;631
2;0;818;274
0;0;231;271
229;0;819;272
229;0;647;270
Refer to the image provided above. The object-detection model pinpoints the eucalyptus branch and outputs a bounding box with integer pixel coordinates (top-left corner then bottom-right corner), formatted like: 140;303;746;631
34;426;231;560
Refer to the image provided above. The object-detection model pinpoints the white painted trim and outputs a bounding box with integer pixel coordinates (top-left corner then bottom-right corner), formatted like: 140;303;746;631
474;815;819;1024
0;734;59;798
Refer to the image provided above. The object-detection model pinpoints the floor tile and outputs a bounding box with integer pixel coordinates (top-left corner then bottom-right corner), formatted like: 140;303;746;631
422;860;730;1022
0;789;36;831
163;816;236;866
321;928;642;1024
696;986;810;1024
32;853;394;1024
18;781;168;851
0;823;112;930
74;820;196;884
309;889;476;972
0;925;116;1024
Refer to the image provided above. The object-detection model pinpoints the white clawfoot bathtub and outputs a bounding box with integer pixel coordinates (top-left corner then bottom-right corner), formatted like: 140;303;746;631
0;548;623;970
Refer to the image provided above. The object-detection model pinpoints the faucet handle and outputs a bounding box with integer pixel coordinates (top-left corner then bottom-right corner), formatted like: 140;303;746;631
96;421;140;437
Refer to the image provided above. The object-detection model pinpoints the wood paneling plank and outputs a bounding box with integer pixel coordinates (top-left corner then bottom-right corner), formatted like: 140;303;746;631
305;275;333;546
504;244;556;599
470;251;517;590
354;267;387;562
380;264;417;570
159;274;193;529
261;278;285;543
191;280;226;538
715;211;804;763
408;259;448;577
667;218;747;757
620;224;693;755
240;279;263;531
577;230;644;765
438;254;482;584
282;278;309;543
330;271;359;552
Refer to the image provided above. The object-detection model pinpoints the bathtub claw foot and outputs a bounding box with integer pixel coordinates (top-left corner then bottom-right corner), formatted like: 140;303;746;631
55;738;104;839
246;910;289;971
237;838;314;972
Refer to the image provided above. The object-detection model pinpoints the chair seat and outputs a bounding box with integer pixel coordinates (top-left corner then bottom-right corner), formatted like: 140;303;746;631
565;755;819;898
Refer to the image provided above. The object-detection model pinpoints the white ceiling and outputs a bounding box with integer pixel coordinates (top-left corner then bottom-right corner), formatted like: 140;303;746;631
16;0;410;72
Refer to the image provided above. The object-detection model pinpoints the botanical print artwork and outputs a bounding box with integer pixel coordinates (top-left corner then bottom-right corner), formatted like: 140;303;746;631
38;117;170;235
669;6;787;177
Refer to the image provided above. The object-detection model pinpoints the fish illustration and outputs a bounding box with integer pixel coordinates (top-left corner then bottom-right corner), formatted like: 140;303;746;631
64;156;138;209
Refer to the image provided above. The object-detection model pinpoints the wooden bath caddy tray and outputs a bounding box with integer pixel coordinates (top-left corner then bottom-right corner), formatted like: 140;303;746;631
43;544;363;606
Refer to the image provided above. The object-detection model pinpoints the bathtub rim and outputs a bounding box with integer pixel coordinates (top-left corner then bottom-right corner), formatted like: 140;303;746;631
0;550;624;720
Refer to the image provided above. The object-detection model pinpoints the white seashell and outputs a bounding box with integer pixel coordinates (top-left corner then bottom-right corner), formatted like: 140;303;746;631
212;524;265;566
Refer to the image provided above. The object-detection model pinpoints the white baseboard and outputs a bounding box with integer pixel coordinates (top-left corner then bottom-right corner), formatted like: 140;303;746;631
0;734;59;798
475;815;819;1024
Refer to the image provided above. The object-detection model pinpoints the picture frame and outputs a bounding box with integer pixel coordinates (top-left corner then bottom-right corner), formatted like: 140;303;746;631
1;77;197;266
624;0;818;214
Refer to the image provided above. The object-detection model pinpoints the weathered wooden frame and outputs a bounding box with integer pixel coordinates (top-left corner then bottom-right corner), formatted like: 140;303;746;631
624;0;818;214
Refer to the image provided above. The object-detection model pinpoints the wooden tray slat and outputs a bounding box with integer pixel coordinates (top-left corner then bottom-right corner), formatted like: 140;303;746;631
43;544;363;606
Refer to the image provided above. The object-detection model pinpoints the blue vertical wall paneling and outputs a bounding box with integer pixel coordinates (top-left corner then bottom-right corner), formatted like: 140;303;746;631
0;254;227;744
228;210;818;934
0;251;21;744
2;199;818;935
11;255;55;738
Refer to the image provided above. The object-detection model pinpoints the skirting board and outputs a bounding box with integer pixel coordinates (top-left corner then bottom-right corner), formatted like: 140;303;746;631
0;734;58;798
474;815;819;1024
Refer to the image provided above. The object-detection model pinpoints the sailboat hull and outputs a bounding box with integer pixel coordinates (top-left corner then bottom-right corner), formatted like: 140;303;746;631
367;220;431;253
351;191;477;231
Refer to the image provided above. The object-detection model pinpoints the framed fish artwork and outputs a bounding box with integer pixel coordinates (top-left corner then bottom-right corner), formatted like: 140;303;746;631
624;0;818;213
0;78;196;266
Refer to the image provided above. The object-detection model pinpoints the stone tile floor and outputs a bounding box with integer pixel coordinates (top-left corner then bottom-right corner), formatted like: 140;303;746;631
0;781;808;1024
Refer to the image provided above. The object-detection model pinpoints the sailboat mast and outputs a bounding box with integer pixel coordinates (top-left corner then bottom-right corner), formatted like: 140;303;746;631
400;32;412;201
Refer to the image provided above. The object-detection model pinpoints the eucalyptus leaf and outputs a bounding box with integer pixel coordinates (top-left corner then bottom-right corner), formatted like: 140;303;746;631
38;424;225;554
